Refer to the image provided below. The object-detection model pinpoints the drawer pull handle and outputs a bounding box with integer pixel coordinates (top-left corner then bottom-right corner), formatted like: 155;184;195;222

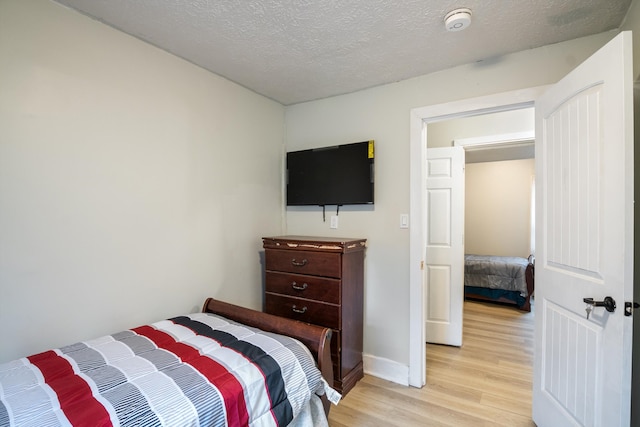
292;305;307;314
292;282;308;291
291;258;308;267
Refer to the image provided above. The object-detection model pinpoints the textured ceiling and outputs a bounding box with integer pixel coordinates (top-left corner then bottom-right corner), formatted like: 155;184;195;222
54;0;632;105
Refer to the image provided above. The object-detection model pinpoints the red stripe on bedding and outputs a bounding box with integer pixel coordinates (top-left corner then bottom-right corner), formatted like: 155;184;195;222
28;350;112;427
133;325;249;426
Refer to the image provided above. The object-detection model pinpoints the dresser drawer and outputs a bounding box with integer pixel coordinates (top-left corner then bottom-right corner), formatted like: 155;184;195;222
265;249;342;278
265;294;340;329
265;272;340;304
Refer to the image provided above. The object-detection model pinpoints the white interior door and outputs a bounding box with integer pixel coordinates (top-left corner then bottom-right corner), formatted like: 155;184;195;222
533;32;633;427
425;146;464;346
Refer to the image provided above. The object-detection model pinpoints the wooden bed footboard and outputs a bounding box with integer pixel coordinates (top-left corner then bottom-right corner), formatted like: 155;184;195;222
202;298;334;415
515;261;535;311
525;262;535;299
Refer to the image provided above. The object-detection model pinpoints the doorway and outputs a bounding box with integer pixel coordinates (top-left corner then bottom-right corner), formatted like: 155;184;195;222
408;86;548;387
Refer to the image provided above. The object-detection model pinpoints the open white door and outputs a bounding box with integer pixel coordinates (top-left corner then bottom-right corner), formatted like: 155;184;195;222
533;32;633;427
425;146;465;346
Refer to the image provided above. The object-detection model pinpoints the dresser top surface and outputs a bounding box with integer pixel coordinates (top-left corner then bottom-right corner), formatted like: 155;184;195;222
262;235;366;252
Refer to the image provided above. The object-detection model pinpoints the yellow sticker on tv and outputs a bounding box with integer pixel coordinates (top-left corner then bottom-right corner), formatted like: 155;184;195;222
368;140;374;159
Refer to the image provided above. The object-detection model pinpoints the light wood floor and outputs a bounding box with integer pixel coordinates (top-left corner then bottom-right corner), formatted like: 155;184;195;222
328;299;535;426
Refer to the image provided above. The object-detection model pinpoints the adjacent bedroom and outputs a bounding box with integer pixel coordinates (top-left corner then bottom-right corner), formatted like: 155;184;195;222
424;106;537;417
428;107;536;314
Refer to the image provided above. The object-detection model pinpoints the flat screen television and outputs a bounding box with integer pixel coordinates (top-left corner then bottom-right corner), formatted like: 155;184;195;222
286;140;374;206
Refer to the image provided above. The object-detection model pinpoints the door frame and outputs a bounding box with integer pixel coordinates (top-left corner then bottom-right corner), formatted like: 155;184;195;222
408;86;548;387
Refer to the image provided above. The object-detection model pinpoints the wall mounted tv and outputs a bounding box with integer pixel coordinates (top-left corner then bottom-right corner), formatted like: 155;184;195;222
286;140;374;206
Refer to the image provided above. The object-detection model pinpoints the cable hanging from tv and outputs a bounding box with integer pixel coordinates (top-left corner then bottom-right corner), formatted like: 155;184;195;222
320;204;342;222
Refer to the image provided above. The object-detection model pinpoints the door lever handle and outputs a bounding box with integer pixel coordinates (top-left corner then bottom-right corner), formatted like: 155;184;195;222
583;296;617;313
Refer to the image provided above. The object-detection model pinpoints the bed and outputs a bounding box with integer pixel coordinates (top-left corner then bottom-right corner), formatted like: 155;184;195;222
0;298;339;427
463;254;535;312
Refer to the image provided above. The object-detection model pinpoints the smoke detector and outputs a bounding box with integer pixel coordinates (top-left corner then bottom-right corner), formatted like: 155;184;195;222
444;8;472;32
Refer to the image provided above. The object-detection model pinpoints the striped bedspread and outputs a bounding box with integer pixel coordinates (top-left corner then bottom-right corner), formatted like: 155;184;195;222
0;312;333;427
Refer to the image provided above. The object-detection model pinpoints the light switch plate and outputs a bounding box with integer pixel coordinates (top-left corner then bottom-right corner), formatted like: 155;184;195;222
330;215;339;229
400;214;409;229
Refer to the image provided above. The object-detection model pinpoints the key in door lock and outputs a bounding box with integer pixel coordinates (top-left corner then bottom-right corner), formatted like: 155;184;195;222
583;296;616;319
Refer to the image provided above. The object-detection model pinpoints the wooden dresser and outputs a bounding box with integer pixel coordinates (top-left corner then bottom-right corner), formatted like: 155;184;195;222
262;235;366;395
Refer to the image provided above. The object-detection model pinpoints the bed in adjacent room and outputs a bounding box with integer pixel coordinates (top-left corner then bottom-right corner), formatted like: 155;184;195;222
0;298;338;427
464;254;535;312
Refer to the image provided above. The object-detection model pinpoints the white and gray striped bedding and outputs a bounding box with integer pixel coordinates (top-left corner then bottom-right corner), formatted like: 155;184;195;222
0;312;335;427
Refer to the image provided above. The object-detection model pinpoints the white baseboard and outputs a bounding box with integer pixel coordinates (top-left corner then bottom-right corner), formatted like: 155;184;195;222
362;353;409;386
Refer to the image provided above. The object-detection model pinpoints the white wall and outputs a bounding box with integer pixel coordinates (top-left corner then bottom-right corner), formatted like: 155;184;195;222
427;108;534;148
284;31;616;377
0;0;284;362
465;159;535;257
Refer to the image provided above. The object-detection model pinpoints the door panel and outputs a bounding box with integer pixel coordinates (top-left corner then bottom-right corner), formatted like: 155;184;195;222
426;265;451;322
425;146;464;346
533;32;633;427
541;302;600;424
545;85;602;274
